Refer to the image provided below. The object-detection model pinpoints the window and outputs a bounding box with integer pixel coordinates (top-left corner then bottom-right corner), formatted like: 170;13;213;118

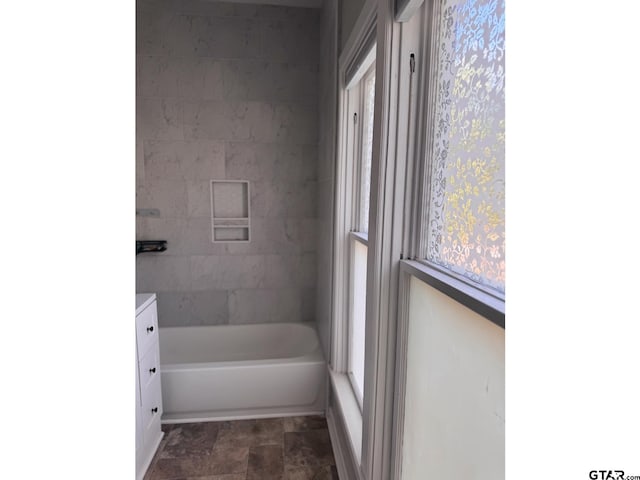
419;0;505;297
346;62;375;407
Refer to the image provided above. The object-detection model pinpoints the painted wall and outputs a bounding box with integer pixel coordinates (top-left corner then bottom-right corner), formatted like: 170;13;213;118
136;0;320;327
401;276;505;479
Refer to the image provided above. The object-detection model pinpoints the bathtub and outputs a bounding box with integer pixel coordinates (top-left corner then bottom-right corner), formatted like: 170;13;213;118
158;322;326;423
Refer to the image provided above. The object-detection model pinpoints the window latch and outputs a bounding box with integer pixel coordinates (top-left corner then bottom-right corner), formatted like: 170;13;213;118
410;53;415;74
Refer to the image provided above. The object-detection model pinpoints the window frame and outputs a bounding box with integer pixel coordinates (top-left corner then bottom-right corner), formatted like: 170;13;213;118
407;0;506;328
329;1;378;470
347;62;376;403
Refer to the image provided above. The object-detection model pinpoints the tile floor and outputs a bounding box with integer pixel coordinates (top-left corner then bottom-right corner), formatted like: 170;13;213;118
144;416;339;480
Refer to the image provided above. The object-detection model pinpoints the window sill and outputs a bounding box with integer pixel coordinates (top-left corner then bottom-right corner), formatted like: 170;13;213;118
400;260;505;328
329;369;363;466
350;231;368;246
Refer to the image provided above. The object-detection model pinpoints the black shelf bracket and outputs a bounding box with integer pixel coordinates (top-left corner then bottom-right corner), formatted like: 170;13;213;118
136;240;168;255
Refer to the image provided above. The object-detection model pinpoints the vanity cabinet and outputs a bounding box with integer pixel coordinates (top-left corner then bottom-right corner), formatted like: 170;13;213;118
135;293;164;480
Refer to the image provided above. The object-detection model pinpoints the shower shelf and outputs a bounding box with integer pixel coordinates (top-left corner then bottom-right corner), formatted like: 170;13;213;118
210;180;250;243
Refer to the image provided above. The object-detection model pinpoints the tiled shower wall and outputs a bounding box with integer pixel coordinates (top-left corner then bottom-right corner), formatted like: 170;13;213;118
136;0;320;327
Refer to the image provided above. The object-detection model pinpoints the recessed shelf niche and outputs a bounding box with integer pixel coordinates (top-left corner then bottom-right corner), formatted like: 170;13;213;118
210;180;250;243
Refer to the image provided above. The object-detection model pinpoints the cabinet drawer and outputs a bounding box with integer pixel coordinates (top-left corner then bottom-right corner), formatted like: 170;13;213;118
139;342;161;391
141;370;163;431
136;301;158;357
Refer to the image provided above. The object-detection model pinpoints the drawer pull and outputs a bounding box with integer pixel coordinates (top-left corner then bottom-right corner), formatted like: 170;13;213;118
146;326;154;333
149;367;156;374
151;407;158;414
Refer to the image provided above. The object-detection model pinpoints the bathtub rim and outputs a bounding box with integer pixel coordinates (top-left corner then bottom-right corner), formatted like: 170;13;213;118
158;321;324;369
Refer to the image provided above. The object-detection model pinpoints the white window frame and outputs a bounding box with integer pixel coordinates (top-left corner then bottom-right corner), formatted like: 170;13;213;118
330;0;377;474
390;0;506;477
407;0;505;326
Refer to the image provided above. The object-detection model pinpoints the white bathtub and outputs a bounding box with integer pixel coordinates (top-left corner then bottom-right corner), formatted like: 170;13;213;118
158;322;326;423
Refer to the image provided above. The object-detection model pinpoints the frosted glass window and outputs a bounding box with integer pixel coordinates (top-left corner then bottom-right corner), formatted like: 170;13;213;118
360;71;376;233
424;0;505;293
349;239;368;405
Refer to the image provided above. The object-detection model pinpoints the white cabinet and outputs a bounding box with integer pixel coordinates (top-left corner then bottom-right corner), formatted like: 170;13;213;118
136;294;164;480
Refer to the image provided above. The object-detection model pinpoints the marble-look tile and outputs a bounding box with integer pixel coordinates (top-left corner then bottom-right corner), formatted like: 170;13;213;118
155;291;193;327
137;97;183;141
296;219;318;253
250;181;317;218
178;57;224;100
215;418;284;449
181;218;228;255
136;216;147;240
183;101;251;141
223;218;309;255
260;18;320;64
190;290;229;325
187;180;214;218
138;217;226;256
228;288;301;324
301;288;316;322
221;60;318;104
225;143;317;183
169;15;262;58
136;255;191;292
265;253;317;289
283;416;327;433
144;140;225;181
184;101;316;144
257;104;316;144
138;6;177;56
256;4;320;22
136;178;188;218
247;445;284;480
137;137;145;188
136;217;187;252
156;290;228;326
317;180;333;221
160;422;220;459
176;0;260;17
190;255;265;290
137;55;181;98
284;465;339;480
283;430;334;468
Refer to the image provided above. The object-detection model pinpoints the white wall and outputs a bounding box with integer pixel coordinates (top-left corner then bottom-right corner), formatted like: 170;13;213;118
401;276;505;479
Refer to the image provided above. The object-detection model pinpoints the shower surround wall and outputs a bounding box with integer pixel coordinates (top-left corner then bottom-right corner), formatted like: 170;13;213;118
136;0;320;327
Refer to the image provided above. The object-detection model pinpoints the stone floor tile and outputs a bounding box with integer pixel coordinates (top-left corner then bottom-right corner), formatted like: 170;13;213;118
146;446;249;480
173;475;246;480
284;465;339;480
215;418;284;448
283;430;334;468
283;415;328;433
160;422;220;459
247;444;285;480
145;456;215;480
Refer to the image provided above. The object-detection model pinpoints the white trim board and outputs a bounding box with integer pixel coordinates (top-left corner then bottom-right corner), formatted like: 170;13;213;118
202;0;322;9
